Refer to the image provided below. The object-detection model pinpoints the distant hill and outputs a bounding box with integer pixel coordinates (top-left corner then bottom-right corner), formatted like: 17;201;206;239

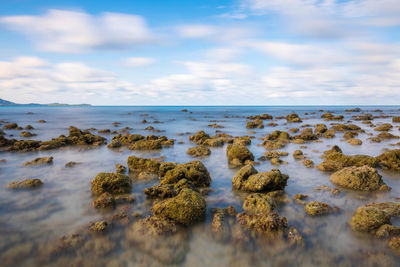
0;98;90;106
0;98;15;105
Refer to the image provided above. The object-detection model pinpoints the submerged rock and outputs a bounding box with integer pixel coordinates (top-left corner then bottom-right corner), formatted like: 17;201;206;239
152;188;206;226
91;172;132;195
232;165;289;192
236;211;287;236
65;161;80;168
330;166;390;191
317;151;378;172
6;178;43;189
305;201;331;216
92;192;116;209
242;193;277;214
226;144;254;166
186;146;211;157
115;164;126;174
23;156;53;166
376;149;400;171
89;221;108;233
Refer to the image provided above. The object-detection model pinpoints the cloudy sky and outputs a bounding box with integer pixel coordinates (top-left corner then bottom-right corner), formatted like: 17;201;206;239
0;0;399;105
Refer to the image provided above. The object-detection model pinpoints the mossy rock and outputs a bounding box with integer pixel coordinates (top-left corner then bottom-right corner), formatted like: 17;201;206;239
317;152;378;172
144;184;177;199
152;188;206;226
226;144;254;166
92;192;116;209
305;201;331;216
232;165;289;192
286;113;302;123
294;128;318;141
8;140;41;152
23;156;53;166
189;131;211;145
20;131;36;138
374;123;393;131
347;138;362;145
243;193;276;214
349;206;391;232
233;136;251;146
160;161;211;187
127;156;160;173
236;211;287;236
246;119;264;129
202;137;225;147
376;149;400;171
6;178;43;189
129;139;162;150
186;146;211;157
91;172;132;195
2;123;18;130
330;166;390;191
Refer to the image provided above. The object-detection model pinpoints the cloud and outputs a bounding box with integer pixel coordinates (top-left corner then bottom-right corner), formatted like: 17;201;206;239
0;9;156;53
124;57;155;67
175;24;256;42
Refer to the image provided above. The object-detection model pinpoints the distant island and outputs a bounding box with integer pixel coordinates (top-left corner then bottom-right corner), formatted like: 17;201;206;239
0;98;91;106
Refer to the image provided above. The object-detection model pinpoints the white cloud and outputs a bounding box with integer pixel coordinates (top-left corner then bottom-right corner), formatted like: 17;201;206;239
175;24;256;42
124;57;155;67
0;9;156;53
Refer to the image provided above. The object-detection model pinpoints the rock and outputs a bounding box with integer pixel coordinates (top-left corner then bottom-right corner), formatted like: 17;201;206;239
314;124;327;135
38;120;46;123
65;161;80;168
160;161;211;187
376;224;400;238
392;117;400;123
349;206;391;232
236;212;287;236
232;165;289;192
226;144;254;166
20;131;36;138
343;131;358;139
302;159;314;168
305;201;331;216
247;114;273;120
211;209;231;242
91;172;132;195
323;129;336;138
242;193;277;214
376;149;400;171
317;152;378;172
233;136;251;146
115;164;126;174
332;124;361;132
377;132;399;139
330;166;390;191
323;145;342;155
314;185;340;196
144;184;177;199
89;221;108;233
293;194;308;204
374;123;393;131
2;123;18;130
23;156;53;166
293;150;304;159
246;119;264;129
189;131;211;145
152;188;206;226
129;139;162;150
186;146;211;157
294;128;318;141
93;192;116;209
25;125;34;130
127;156;160;173
202;138;225;147
347;138;362;145
286;113;302;123
388;236;400;254
5;178;43;189
263;130;291;149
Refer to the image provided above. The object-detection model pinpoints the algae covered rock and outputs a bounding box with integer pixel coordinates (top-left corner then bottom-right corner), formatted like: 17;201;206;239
347;138;362;145
349;206;391;232
236;211;287;236
232;165;289;192
6;178;43;189
246;119;264;129
189;131;211;145
20;131;36;138
374;123;393;131
91;172;132;195
305;201;331;216
243;193;277;214
129;139;162;150
226;144;254;166
160;160;211;187
23;156;53;166
376;149;400;171
330;166;390;191
152;188;206;225
127;156;160;173
186;146;211;157
286;113;302;123
317;151;378;172
92;192;116;209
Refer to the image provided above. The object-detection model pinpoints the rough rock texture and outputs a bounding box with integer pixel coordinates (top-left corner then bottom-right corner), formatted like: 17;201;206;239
376;149;400;171
152;188;206;225
226;144;254;166
6;178;43;189
232;165;289;192
186;146;211;157
317;152;378;172
160;161;211;187
236;212;288;236
374;123;393;131
347;138;362;145
286;113;302;123
23;157;53;166
330;166;390;191
92;192;116;209
127;156;160;173
242;193;277;214
349;206;391;232
129;139;162;150
305;201;331;216
246;119;264;129
91;172;132;195
189;131;211;145
263;130;291;149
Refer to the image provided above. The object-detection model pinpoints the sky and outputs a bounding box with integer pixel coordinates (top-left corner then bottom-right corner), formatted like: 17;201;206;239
0;0;399;105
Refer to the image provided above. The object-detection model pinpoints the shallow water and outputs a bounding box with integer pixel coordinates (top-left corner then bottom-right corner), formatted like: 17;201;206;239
0;105;399;266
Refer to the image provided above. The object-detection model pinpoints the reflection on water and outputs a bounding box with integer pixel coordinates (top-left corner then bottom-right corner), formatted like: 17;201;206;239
0;106;399;266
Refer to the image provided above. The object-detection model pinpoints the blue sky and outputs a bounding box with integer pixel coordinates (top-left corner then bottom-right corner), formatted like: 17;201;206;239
0;0;399;105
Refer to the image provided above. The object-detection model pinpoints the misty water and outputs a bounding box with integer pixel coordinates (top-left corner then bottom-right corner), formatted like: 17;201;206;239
0;106;399;266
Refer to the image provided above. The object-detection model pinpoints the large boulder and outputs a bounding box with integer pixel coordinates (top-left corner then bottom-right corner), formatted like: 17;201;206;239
91;172;132;195
317;152;378;172
232;165;289;192
226;144;254;166
330;166;390;191
376;149;400;171
152;188;206;226
160;161;211;187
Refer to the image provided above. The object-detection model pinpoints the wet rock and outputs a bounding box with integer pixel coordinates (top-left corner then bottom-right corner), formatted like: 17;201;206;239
92;192;116;209
247;114;273;120
243;193;277;214
65;161;80;168
392;117;400;123
349;206;391;232
314;124;327;136
343;131;359;139
236;211;287;236
23;156;53;166
211;209;231;242
232;165;289;192
6;178;43;189
314;185;340;195
8;140;41;152
286;113;302;123
25;125;34;130
2;123;19;130
388;236;400;254
186;146;211;157
89;221;108;233
38;120;46;123
144;184;177;199
374;123;393;131
376;224;400;238
189;131;211;145
376;149;400;171
109;134;144;147
115;164;126;174
302;159;314;168
160;161;211;187
305;201;331;216
321;112;344;121
226;144;254;166
293;194;308;204
202;137;225;147
332;123;361;132
263;130;291;149
246;119;264;129
233;136;251;146
330;166;390;192
294;128;318;141
323;129;336;138
127;156;161;174
152;188;206;225
129;139;162;150
20;131;36;138
347;138;362;145
91;172;132;195
377;132;399;139
317;151;378;172
293;150;304;159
